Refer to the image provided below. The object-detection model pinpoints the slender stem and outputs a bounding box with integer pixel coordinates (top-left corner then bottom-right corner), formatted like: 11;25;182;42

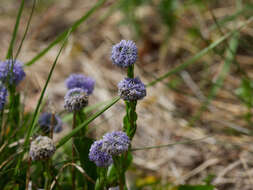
95;168;107;190
113;156;125;190
25;158;31;190
72;111;77;190
50;113;55;139
127;65;134;79
43;161;51;190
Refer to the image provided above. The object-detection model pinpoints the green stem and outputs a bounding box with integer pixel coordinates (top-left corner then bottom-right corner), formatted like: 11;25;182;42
113;156;126;190
44;161;51;190
72;111;77;190
123;65;138;139
95;168;107;190
127;65;134;79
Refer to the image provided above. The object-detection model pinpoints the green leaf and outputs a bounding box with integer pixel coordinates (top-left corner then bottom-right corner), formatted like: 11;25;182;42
178;185;214;190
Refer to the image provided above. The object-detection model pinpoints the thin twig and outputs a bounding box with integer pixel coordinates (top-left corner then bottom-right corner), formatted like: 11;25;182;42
25;158;31;190
50;163;95;190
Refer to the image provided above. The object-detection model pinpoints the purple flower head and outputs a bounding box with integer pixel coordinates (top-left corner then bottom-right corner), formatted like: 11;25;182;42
111;40;137;68
65;74;95;95
102;131;130;155
38;112;63;134
64;88;88;112
0;85;7;110
89;140;113;167
118;77;146;101
0;59;26;85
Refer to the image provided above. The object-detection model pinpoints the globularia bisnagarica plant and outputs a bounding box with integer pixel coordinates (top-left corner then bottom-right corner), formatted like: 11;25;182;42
0;0;252;190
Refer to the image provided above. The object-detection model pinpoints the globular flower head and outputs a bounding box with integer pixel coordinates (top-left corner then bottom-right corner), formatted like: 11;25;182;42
118;77;146;101
102;131;130;155
65;74;95;95
89;140;113;167
111;40;137;68
0;59;26;85
64;88;88;112
0;85;7;110
38;112;63;134
29;136;56;161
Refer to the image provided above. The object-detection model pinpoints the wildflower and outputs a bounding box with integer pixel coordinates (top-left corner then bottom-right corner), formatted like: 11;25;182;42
65;74;95;95
102;131;130;155
0;85;7;110
38;112;63;134
64;88;88;112
118;77;146;101
0;59;26;85
29;136;56;161
111;40;137;68
89;140;113;167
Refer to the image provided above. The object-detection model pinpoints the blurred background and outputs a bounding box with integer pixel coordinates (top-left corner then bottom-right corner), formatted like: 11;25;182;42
1;0;253;189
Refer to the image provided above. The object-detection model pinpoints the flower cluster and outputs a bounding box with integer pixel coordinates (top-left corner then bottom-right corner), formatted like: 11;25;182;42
89;131;130;167
88;140;113;167
64;88;88;112
38;112;63;134
0;59;26;86
29;136;56;161
118;77;146;101
111;40;137;68
102;131;130;155
65;74;95;95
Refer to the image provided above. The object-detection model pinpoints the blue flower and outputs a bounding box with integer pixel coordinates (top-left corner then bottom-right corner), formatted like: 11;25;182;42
89;140;113;167
64;88;88;112
65;74;95;95
118;77;146;101
102;131;130;155
111;40;137;68
0;59;26;85
38;112;63;134
0;85;7;110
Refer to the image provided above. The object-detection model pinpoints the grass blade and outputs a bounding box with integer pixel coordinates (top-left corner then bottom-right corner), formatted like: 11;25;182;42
191;32;240;124
62;99;115;123
131;136;211;151
15;0;36;60
6;0;25;59
15;29;72;175
56;96;120;149
25;0;107;66
146;17;253;87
